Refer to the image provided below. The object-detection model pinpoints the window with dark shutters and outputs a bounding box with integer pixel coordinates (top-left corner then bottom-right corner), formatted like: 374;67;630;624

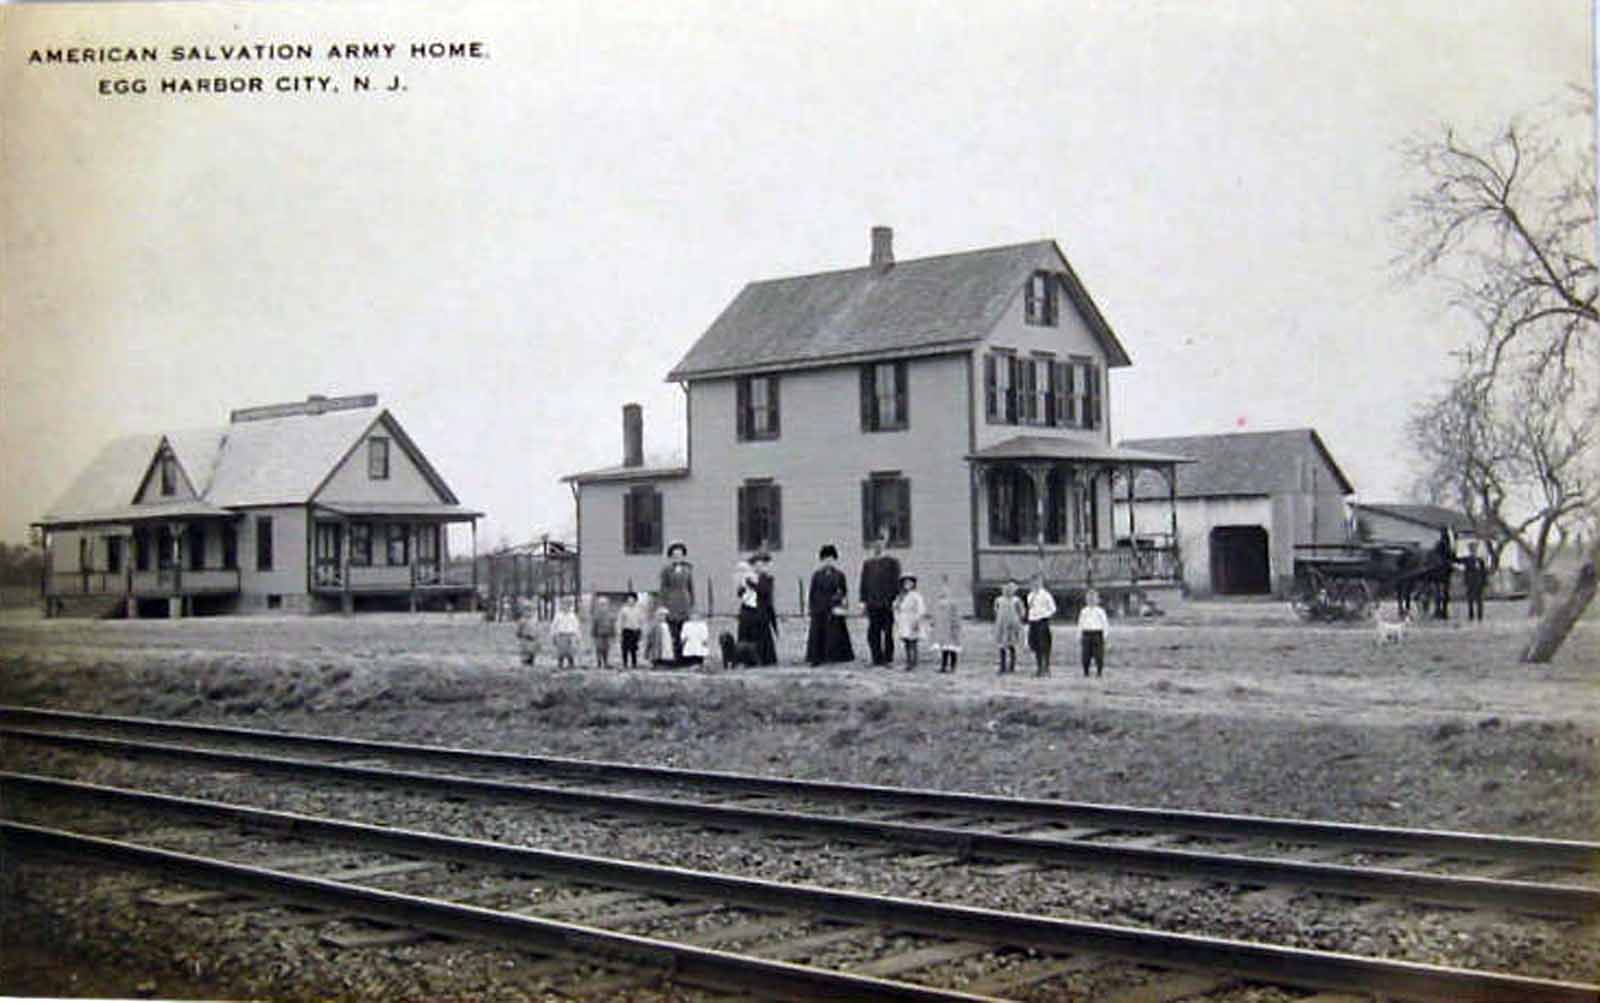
624;485;663;554
1005;355;1021;423
1024;271;1058;326
738;481;782;551
862;474;912;547
737;376;781;441
984;354;997;420
861;362;908;432
1084;361;1102;429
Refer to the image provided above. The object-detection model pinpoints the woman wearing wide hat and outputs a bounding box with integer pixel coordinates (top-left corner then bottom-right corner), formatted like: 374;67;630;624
804;544;855;665
658;540;695;659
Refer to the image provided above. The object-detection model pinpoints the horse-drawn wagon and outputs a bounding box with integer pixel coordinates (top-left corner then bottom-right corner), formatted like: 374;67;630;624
1290;541;1451;622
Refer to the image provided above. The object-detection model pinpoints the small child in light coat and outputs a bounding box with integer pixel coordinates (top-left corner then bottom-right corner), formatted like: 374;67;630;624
929;577;962;673
892;574;926;671
679;610;710;669
646;608;676;669
551;600;581;669
993;580;1023;675
591;595;617;669
515;607;545;666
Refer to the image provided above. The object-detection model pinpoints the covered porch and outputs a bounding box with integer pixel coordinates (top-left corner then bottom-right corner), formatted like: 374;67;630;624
308;501;482;612
967;436;1191;613
35;502;244;618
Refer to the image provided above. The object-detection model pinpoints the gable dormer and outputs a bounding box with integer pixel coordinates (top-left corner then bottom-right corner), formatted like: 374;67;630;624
134;440;197;504
312;412;459;505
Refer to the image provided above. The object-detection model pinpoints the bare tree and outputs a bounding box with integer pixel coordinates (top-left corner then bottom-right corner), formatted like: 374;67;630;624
1394;90;1597;372
1397;91;1599;661
1411;353;1597;617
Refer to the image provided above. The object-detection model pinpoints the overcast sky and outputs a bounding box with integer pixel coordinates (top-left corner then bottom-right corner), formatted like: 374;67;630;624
1;1;1592;550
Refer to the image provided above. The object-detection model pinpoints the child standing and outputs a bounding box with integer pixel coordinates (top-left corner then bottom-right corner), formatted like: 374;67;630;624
893;574;926;671
993;580;1023;674
929;576;962;673
1077;588;1109;677
591;595;617;669
551;599;581;669
617;592;645;668
515;606;545;667
646;608;676;669
679;608;710;669
1024;572;1057;677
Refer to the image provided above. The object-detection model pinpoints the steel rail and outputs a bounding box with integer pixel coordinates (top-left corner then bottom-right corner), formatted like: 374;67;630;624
5;775;1597;1003
7;728;1598;919
0;820;1004;1003
4;704;1596;868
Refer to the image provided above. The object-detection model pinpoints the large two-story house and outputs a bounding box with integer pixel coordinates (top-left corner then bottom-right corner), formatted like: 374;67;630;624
35;394;482;617
564;229;1189;616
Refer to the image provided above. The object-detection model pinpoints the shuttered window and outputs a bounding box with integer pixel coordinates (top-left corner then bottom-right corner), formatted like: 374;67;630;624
1024;271;1058;326
737;481;782;551
623;485;664;555
860;361;908;432
736;375;781;441
861;475;912;547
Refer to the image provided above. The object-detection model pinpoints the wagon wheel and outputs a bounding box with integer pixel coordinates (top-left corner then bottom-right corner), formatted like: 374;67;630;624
1289;584;1321;621
1335;580;1372;621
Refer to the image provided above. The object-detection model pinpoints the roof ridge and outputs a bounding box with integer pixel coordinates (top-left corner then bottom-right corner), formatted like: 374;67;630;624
740;239;1055;287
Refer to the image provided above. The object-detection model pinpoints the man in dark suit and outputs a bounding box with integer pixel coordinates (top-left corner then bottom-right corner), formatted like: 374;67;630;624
858;532;900;666
1462;541;1488;622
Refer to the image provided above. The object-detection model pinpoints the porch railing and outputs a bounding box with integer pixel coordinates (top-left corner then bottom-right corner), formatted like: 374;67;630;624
314;563;458;592
47;571;124;596
129;568;241;595
977;546;1180;586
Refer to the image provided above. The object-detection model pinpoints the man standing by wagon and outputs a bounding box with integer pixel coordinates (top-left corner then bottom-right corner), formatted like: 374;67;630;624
1462;541;1488;623
659;541;695;660
858;531;900;667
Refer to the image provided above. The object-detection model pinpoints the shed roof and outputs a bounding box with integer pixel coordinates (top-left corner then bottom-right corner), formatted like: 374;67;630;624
967;435;1192;466
1351;502;1475;533
666;239;1130;381
1120;429;1355;498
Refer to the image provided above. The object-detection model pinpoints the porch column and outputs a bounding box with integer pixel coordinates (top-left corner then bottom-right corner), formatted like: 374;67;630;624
40;529;52;618
340;519;352;615
1024;463;1050;568
470;519;479;612
1126;465;1139;593
170;521;185;618
409;522;418;613
1081;471;1095;589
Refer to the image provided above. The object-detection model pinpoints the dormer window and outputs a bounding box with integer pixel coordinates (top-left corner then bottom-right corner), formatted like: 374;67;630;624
1024;271;1058;326
368;437;390;479
159;454;177;496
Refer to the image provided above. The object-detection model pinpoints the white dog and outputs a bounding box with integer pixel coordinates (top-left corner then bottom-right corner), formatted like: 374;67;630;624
1374;610;1414;645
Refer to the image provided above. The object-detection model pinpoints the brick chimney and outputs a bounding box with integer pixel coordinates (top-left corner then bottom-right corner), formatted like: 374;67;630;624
622;403;643;467
870;225;894;273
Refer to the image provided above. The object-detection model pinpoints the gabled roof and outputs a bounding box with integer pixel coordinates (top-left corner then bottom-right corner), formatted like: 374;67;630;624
1351;502;1475;533
666;239;1131;382
1120;429;1355;498
39;406;464;526
561;461;691;485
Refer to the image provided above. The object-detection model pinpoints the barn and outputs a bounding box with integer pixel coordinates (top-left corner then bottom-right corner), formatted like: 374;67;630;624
1116;429;1354;597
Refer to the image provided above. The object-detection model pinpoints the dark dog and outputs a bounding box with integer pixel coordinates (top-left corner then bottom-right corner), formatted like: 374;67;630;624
718;631;760;668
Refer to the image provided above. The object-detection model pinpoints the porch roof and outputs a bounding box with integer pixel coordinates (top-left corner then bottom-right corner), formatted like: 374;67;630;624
34;499;234;529
313;501;483;520
966;435;1193;466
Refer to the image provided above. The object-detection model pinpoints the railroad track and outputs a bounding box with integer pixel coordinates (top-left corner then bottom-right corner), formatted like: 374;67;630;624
6;773;1598;1003
4;704;1597;919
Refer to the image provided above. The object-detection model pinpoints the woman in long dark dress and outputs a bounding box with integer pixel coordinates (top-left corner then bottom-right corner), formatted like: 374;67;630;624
805;544;855;665
751;551;780;665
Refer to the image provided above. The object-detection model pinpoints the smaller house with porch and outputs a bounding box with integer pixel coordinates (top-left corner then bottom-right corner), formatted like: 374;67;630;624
1117;429;1354;597
34;394;481;617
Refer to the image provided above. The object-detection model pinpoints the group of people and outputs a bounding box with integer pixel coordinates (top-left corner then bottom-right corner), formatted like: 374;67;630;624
1397;529;1491;623
810;534;1111;678
516;535;1115;678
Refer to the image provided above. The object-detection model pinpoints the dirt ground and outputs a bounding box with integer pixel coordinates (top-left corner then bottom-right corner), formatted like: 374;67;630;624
1;596;1597;998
